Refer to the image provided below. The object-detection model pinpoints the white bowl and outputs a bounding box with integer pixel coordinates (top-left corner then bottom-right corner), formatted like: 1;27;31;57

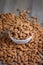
0;30;33;44
8;31;33;44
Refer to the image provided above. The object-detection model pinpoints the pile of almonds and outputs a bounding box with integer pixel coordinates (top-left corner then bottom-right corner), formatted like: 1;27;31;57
0;10;43;65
